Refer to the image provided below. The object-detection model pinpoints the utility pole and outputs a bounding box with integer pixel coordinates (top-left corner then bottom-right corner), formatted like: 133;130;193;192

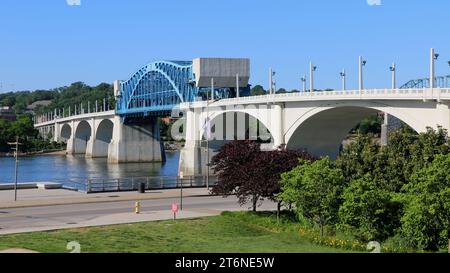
8;137;22;201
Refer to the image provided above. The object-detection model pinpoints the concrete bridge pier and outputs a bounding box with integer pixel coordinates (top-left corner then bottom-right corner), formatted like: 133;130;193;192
179;108;203;176
108;116;165;163
66;138;75;154
436;102;450;131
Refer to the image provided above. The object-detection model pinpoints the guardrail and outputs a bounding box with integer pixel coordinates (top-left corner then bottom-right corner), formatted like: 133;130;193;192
81;175;218;193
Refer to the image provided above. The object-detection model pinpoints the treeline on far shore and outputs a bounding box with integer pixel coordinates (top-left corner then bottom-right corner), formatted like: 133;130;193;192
0;114;65;154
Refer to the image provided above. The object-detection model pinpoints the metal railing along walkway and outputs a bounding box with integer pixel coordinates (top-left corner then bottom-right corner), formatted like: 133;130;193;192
72;175;218;193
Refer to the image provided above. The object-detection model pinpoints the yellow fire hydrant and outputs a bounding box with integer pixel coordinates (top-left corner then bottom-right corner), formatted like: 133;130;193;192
135;201;141;214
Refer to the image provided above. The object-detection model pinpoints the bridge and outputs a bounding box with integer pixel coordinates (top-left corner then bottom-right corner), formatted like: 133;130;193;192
179;88;450;174
34;56;450;175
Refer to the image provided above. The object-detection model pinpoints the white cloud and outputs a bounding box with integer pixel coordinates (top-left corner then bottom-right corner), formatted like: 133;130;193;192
367;0;382;6
66;0;81;6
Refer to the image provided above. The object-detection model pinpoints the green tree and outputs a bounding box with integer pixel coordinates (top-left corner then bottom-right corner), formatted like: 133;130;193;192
336;133;380;184
250;85;266;96
356;115;383;135
338;174;402;242
399;154;450;251
279;157;345;237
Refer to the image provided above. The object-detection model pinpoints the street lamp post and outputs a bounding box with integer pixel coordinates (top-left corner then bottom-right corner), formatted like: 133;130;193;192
447;61;450;88
359;56;367;91
236;74;240;98
340;69;346;91
205;78;215;191
359;56;367;98
309;62;317;93
8;136;22;202
390;63;396;89
269;68;276;95
430;48;438;89
179;170;184;211
301;74;306;92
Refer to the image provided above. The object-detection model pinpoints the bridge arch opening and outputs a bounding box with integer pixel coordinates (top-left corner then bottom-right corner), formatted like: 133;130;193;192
285;106;418;159
201;111;273;151
92;119;114;158
60;124;72;142
96;119;114;143
74;120;92;154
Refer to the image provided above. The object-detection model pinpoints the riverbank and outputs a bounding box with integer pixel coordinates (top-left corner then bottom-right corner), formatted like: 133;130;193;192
0;151;181;186
0;149;66;157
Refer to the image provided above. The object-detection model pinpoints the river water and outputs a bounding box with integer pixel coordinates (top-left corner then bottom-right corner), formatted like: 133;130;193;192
0;151;180;186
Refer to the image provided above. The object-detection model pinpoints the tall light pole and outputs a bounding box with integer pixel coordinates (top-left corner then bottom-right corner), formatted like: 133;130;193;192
309;62;317;93
205;78;215;191
430;48;438;89
236;74;240;98
301;74;306;92
340;69;346;91
8;136;22;201
389;63;396;89
359;56;367;91
269;68;276;94
269;68;273;94
447;61;450;88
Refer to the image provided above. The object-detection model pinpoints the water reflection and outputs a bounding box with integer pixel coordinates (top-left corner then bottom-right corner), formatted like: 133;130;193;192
0;151;180;186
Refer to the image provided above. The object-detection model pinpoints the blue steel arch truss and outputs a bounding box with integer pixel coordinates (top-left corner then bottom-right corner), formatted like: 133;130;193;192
117;61;195;117
117;60;249;117
400;75;450;89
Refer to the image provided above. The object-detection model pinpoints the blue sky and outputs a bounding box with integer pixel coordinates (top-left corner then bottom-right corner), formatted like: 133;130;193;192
1;0;449;92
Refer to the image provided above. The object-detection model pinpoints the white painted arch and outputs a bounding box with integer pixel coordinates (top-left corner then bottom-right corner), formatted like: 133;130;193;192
191;99;449;159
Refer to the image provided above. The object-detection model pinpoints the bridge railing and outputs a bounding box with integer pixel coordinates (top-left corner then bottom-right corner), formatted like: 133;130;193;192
81;175;218;193
204;88;450;105
34;98;115;126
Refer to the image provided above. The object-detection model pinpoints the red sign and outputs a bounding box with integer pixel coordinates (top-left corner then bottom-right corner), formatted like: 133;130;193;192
172;203;179;213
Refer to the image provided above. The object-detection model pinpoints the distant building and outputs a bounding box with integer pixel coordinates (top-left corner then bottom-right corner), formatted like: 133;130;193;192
0;106;16;121
26;100;52;114
27;100;52;111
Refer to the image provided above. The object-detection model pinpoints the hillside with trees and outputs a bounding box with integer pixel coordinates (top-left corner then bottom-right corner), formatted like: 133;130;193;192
0;82;114;153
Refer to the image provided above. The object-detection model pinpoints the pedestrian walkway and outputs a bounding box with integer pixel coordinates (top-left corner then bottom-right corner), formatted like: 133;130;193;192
0;207;224;235
0;187;210;209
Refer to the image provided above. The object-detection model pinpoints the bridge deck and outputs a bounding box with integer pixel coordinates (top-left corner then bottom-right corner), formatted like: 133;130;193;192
181;88;450;109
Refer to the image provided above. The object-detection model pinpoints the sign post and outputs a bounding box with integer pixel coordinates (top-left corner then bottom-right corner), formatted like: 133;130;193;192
179;171;184;211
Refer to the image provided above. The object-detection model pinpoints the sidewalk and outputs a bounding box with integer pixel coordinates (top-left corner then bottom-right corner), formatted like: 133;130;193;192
0;188;211;209
0;207;225;235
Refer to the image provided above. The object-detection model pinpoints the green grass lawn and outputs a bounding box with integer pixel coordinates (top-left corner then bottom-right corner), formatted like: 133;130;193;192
0;211;354;253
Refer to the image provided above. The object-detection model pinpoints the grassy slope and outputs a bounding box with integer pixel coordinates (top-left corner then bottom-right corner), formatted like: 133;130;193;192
0;211;353;253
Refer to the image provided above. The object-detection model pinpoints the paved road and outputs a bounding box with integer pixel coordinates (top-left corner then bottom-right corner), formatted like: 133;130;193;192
0;195;277;235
